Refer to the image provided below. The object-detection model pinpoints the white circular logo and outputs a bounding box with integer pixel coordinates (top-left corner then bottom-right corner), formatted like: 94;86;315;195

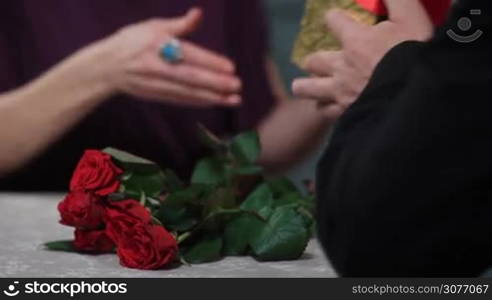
3;282;20;297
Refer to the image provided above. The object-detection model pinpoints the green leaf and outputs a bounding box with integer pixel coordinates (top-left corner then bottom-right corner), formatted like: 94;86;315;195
197;123;227;153
230;131;260;165
120;169;165;199
272;192;314;213
232;165;264;176
185;208;264;243
274;192;301;207
151;216;163;226
103;147;155;165
267;177;301;198
162;169;185;192
139;191;147;206
103;147;160;173
223;214;264;256
146;197;161;207
44;240;77;252
250;207;310;261
183;235;223;264
171;218;199;232
204;187;236;215
196;208;243;233
191;157;227;185
240;183;273;218
164;185;209;207
154;206;198;233
299;195;316;213
154;205;187;224
297;206;315;237
155;185;214;233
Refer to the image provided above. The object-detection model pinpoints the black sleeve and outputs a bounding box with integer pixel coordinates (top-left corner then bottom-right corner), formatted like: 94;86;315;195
316;1;492;277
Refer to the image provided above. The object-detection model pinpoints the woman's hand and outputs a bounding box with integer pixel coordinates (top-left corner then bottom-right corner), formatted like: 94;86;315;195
0;8;242;175
99;8;242;107
292;0;433;120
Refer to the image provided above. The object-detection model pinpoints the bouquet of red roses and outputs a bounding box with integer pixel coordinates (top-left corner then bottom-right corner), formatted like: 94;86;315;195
45;126;315;270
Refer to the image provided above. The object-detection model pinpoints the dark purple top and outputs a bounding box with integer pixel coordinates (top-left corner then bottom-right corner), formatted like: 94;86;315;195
0;0;275;191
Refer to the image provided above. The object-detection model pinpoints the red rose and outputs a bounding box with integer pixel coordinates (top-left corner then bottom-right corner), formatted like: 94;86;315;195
70;150;123;196
105;199;151;222
73;229;115;253
58;191;105;229
104;199;177;269
115;224;178;270
104;199;152;244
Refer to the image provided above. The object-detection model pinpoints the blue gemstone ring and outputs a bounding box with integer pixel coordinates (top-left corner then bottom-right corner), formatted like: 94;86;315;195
160;38;184;64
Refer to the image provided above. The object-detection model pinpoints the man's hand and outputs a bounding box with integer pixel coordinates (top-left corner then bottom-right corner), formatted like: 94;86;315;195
292;0;434;120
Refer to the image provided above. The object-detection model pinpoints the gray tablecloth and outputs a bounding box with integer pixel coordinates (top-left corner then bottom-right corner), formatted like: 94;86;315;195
0;193;336;278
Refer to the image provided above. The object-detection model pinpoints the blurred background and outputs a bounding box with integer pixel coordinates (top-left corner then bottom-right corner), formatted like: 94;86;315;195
265;0;305;89
264;0;329;188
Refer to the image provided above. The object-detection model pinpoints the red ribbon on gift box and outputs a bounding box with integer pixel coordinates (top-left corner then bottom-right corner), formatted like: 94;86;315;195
355;0;452;25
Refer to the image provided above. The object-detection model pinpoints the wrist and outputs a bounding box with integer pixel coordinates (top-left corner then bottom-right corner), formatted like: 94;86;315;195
17;44;116;114
82;37;122;99
38;37;120;108
71;38;120;103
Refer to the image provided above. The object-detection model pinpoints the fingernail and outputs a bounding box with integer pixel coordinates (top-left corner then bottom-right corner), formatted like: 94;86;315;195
292;79;301;93
225;95;242;105
188;7;202;16
231;79;242;91
222;61;236;74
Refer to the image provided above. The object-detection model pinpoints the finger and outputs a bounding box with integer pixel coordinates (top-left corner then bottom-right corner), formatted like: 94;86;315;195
303;51;342;76
180;41;236;74
168;64;242;93
292;77;337;102
129;75;241;107
383;0;430;26
320;103;345;121
143;56;241;94
325;9;367;45
160;7;203;37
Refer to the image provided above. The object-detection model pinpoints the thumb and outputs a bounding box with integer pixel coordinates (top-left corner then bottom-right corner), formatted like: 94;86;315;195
162;7;203;36
325;9;367;45
383;0;432;27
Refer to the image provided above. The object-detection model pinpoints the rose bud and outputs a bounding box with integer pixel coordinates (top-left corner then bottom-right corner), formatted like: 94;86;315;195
104;199;152;243
58;191;105;229
110;223;178;270
70;150;123;196
73;229;115;253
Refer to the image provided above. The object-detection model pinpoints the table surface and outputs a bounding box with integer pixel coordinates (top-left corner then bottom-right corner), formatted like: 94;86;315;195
0;193;336;278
